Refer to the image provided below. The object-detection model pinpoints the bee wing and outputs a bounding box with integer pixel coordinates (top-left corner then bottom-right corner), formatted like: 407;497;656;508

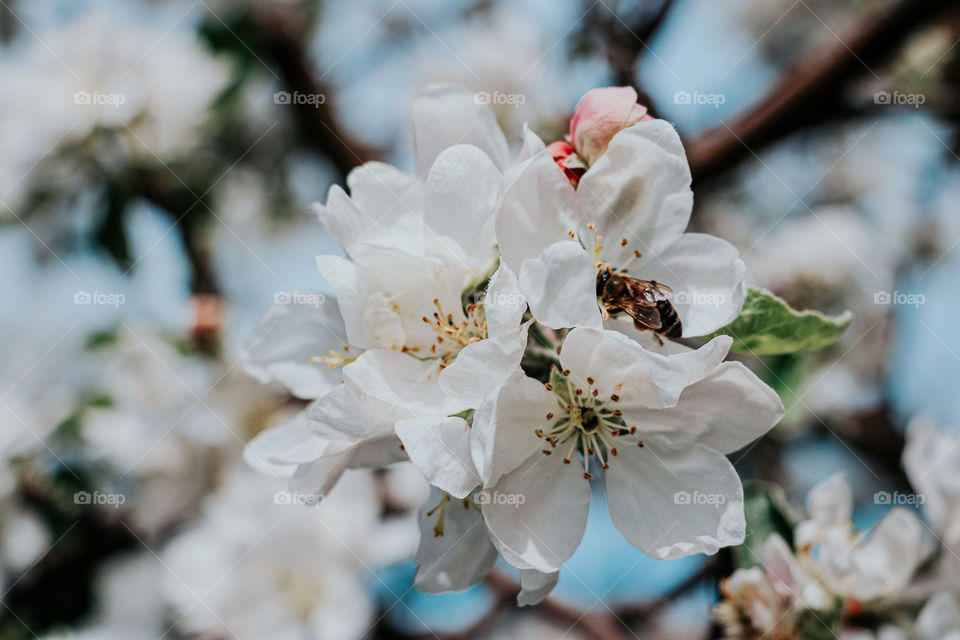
619;298;663;331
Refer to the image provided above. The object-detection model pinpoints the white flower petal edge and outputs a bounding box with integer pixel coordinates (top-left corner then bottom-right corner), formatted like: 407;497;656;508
471;369;556;487
518;569;559;607
315;254;404;351
243;385;408;499
497;151;580;272
484;263;527;338
635;232;746;337
623;360;784;454
242;291;351;399
423;144;501;273
606;437;745;559
559;327;732;409
481;452;591;573
243;411;329;479
438;322;530;409
343;349;466;417
577;121;692;262
413;487;498;593
843;507;929;601
518;241;602;330
395;416;480;499
413;83;510;176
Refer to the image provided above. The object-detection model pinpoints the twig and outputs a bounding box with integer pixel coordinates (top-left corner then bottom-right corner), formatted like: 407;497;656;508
686;0;958;183
252;8;382;178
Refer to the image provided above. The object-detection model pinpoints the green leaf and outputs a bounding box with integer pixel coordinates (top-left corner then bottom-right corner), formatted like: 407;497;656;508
704;288;851;355
549;367;571;406
733;482;796;569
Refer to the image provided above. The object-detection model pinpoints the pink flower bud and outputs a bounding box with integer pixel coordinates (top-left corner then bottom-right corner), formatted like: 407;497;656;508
546;140;585;187
569;87;653;165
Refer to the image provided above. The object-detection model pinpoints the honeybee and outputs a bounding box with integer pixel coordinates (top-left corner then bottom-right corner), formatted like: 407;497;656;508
596;271;682;338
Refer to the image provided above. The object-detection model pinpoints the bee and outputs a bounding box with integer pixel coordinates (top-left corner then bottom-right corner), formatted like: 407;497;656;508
596;271;682;338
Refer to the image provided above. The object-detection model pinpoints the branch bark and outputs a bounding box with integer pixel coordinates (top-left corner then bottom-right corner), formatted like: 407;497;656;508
686;0;958;184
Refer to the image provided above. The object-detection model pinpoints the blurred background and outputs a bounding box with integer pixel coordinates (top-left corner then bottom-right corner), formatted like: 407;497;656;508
1;0;959;638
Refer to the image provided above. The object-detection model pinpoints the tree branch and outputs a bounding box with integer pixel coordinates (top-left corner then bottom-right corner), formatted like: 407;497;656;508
686;0;958;183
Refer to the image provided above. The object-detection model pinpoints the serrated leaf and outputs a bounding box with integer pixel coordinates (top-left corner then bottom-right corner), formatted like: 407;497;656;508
733;482;796;569
705;288;851;355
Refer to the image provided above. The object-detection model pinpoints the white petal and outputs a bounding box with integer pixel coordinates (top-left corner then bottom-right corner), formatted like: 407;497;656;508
917;592;960;640
805;472;852;530
243;411;328;479
315;254;403;350
518;241;602;330
636;233;747;337
845;508;928;601
306;384;406;449
578;121;692;263
518;569;559;606
560;328;731;409
414;487;498;593
346;161;424;250
471;369;556;487
342;349;466;416
439;324;529;409
624;361;783;453
289;431;407;498
605;438;745;559
903;421;960;542
395;416;480;499
482;454;590;572
518;123;546;161
314;185;372;256
496;151;579;271
413;83;510;175
484;263;527;338
242;292;349;399
423;144;501;271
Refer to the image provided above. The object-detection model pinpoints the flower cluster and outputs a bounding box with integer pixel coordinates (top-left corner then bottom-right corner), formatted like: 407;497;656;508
244;84;784;604
716;419;960;639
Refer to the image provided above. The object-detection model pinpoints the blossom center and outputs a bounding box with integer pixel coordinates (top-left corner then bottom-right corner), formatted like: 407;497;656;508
535;372;644;479
420;298;487;366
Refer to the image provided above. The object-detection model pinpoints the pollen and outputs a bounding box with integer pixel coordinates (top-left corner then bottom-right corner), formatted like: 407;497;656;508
312;348;357;370
620;238;628;246
532;372;644;476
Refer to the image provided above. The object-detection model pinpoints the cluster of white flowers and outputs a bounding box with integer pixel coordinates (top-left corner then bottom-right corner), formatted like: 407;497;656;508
716;419;960;639
0;7;229;211
244;84;785;604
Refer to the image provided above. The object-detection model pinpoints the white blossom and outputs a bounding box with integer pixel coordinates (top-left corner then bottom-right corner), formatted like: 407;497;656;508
496;119;746;335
